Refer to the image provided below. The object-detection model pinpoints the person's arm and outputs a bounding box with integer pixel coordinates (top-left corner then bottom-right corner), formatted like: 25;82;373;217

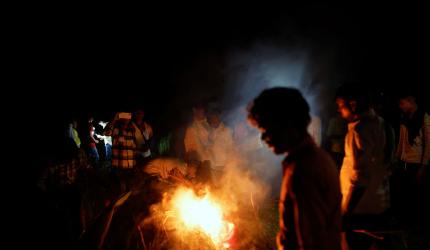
89;127;99;144
276;176;290;250
104;114;119;137
144;122;153;139
168;168;193;187
342;186;366;220
277;167;300;250
94;126;105;141
342;125;373;219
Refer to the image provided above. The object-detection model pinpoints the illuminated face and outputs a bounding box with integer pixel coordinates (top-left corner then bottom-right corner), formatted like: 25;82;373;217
208;114;221;128
193;107;206;121
399;97;416;114
336;98;354;122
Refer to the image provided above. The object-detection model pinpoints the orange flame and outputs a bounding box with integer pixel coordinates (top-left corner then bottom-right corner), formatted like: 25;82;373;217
171;188;234;248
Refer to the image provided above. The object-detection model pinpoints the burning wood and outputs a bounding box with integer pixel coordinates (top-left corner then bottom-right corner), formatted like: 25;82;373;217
165;187;235;249
79;158;275;249
143;187;235;249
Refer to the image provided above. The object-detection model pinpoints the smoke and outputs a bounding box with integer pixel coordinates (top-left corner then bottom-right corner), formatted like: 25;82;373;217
142;159;276;249
211;160;277;249
216;41;325;198
136;40;340;249
222;41;317;114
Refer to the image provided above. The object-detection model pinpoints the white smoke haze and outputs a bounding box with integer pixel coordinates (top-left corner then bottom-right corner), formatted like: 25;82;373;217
222;42;317;114
140;41;336;249
220;41;324;196
142;159;276;250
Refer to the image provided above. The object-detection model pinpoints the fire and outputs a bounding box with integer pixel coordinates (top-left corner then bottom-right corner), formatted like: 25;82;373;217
171;188;234;247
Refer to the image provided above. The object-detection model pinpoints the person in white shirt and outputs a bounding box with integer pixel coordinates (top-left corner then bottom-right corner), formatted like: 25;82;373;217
206;108;235;173
97;120;112;161
308;114;322;147
184;103;211;163
393;92;430;224
336;85;389;250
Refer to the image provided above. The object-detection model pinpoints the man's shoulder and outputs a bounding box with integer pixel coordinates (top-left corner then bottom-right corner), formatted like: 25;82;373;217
297;146;336;172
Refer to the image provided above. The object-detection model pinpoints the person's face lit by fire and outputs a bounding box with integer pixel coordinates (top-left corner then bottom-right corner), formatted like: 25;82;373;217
336;97;355;122
399;96;417;114
208;113;221;129
193;106;206;121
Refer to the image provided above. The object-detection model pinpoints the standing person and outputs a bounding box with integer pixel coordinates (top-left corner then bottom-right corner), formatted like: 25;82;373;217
132;109;154;165
38;129;90;249
335;85;389;250
87;117;100;167
184;103;211;162
393;92;430;225
248;87;342;250
206;108;235;175
104;112;137;193
97;120;113;165
67;119;81;149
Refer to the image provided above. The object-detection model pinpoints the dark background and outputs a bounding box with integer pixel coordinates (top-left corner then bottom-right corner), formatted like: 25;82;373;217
9;4;429;249
15;3;429;169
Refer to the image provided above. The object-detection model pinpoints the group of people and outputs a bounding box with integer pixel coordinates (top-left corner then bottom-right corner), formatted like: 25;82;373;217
248;86;429;250
37;84;429;249
38;102;266;248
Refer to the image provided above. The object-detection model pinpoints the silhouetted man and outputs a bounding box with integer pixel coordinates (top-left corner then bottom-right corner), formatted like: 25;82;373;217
248;87;341;250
